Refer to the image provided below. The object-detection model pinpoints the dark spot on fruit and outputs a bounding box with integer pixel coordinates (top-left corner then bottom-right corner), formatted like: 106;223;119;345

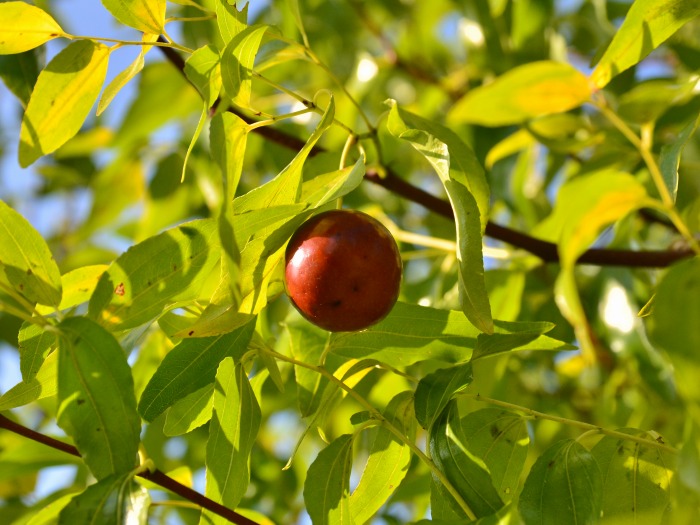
115;283;125;296
331;299;342;308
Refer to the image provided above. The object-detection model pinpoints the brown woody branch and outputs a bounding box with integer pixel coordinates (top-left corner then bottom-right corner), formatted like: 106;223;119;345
156;43;695;268
0;414;259;525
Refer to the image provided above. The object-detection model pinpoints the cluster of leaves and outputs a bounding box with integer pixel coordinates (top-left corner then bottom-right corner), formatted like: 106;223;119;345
1;0;700;524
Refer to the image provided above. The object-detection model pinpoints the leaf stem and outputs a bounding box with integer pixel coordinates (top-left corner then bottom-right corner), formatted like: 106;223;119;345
262;347;478;520
464;393;678;455
66;34;193;53
246;108;315;132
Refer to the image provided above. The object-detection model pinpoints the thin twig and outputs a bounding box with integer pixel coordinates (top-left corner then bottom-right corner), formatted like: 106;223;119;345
0;415;259;525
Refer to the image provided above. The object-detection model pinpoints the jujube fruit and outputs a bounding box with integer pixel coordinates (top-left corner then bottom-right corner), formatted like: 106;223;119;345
284;209;402;332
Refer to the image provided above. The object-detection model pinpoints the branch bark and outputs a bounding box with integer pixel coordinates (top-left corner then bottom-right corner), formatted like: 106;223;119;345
156;44;695;269
0;414;259;525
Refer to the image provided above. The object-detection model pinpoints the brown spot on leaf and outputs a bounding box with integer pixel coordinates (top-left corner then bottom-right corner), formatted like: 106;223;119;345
115;283;125;296
26;268;33;275
188;330;195;336
77;399;85;405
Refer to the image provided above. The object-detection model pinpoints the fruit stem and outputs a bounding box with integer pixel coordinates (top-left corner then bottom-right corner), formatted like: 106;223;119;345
262;347;479;520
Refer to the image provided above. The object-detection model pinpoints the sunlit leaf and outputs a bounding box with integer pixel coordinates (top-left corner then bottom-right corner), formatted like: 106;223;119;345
18;322;55;381
449;61;591;126
519;439;602;525
97;33;158;116
58;472;150;525
138;317;256;421
659;113;700;203
591;429;672;524
19;40;110;167
286;321;331;417
591;0;700;88
185;44;222;108
0;2;64;55
100;0;166;33
163;383;214;436
220;25;269;109
201;358;261;524
304;434;355;525
350;392;413;523
215;0;248;44
88;219;220;331
57;317;141;479
0;200;62;307
0;350;57;411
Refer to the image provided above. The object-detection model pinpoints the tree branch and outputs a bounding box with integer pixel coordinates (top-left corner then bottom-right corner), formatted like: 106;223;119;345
155;44;695;268
0;414;259;525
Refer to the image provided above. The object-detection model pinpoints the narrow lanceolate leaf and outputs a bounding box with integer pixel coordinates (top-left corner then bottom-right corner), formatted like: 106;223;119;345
18;322;55;381
163;383;214;436
138;318;256;422
329;302;571;368
301;157;366;207
57;317;141;480
88;219;220;331
0;50;40;107
304;434;355;525
286;321;331;417
350;393;413;524
456;409;529;501
215;0;248;45
414;362;473;430
220;25;269;109
201;358;261;524
0;350;56;411
448;61;591;126
591;0;700;88
0;2;64;54
185;44;223;108
430;401;505;519
519;439;602;525
19;40;110;167
58;473;150;525
97;33;158;116
659;113;700;203
100;0;166;33
591;429;672;525
0;200;62;307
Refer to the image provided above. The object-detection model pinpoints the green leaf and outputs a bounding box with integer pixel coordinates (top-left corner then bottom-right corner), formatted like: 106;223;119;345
456;408;529;501
19;40;110;167
473;321;573;360
0;349;56;411
18;321;55;380
100;0;166;33
36;264;108;316
201;358;261;524
0;50;40;107
591;429;672;525
301;157;366;208
88;219;220;331
57;317;141;480
659;113;700;203
0;2;64;55
329;302;570;368
647;258;700;364
25;493;76;525
446;179;493;334
350;392;413;524
185;44;223;108
234;204;307;249
448;61;591;126
304;434;355;525
287;0;310;46
519;439;602;525
430;401;505;518
286;321;332;417
414;362;473;430
215;0;248;45
0;200;62;307
591;0;700;88
386;101;489;228
163;383;214;436
58;473;150;525
220;25;269;109
138;317;256;422
97;33;158;116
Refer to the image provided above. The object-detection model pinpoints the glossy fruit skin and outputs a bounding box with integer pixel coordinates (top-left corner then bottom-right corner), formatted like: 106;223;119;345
284;210;402;332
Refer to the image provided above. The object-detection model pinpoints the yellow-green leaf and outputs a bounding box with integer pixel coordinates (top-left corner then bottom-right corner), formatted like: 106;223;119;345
592;0;700;88
448;61;592;126
0;2;64;55
220;24;269;109
100;0;166;34
19;40;110;167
